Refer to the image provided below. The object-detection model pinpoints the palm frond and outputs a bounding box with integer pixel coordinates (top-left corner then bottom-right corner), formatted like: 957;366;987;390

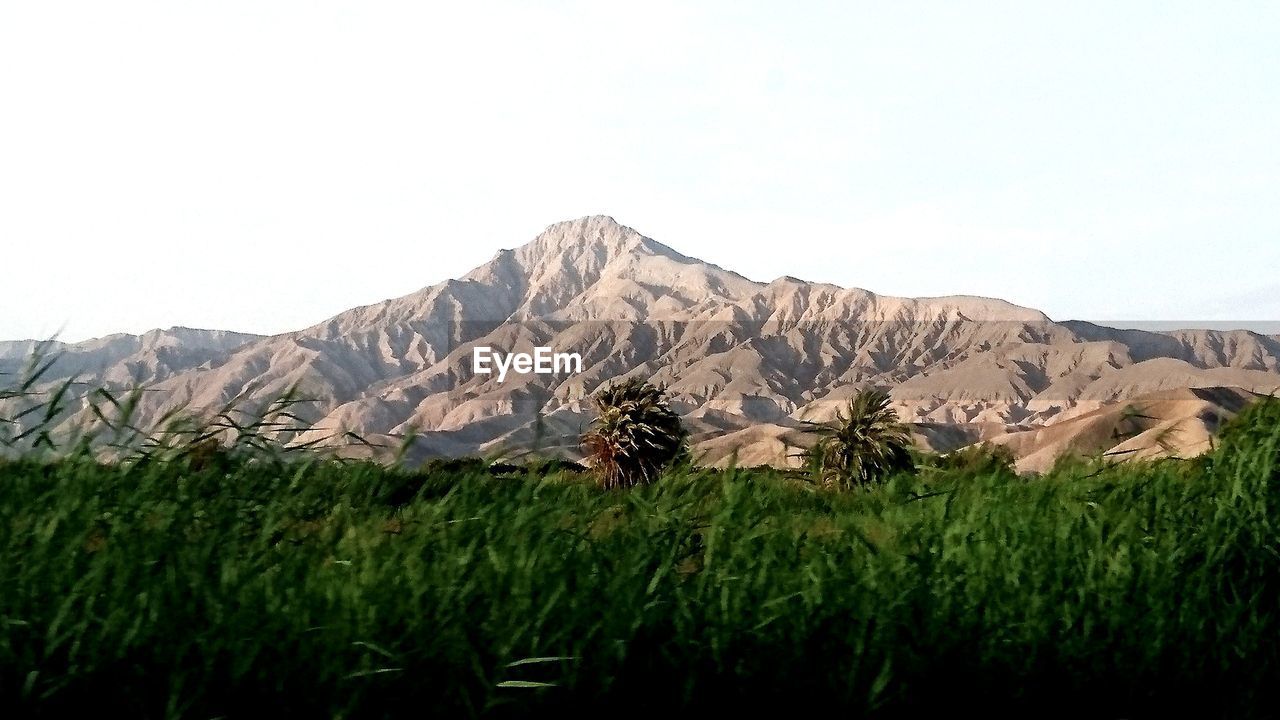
802;389;913;490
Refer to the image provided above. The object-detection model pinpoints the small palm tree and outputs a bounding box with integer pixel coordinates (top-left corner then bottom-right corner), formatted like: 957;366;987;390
802;389;913;490
582;378;687;489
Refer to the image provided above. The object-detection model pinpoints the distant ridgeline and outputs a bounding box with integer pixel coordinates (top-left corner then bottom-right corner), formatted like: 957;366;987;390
3;216;1279;470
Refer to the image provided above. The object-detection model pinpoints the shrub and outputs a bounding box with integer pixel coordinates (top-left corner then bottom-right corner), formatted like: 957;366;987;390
582;378;687;488
802;389;914;490
1214;395;1280;456
925;442;1017;477
1205;394;1280;482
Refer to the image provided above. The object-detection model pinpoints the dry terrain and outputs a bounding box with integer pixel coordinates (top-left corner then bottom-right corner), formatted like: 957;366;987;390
5;216;1278;469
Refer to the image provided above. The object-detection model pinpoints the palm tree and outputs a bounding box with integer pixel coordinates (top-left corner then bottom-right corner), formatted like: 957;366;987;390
802;388;913;490
582;378;687;489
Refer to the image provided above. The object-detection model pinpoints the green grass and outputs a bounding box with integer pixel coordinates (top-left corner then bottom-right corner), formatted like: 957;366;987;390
1;403;1279;717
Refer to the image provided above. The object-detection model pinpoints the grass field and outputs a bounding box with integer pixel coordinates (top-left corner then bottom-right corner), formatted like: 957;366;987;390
1;401;1278;717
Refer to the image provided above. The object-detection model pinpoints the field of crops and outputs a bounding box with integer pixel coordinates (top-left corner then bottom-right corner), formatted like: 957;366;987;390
2;400;1278;717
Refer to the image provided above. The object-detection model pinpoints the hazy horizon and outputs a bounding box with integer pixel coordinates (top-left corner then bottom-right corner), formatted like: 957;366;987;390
3;2;1278;342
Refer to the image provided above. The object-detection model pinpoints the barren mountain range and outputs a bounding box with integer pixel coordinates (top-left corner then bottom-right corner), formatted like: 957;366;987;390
5;216;1279;471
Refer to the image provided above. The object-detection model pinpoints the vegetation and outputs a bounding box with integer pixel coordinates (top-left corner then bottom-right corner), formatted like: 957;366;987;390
801;389;915;489
0;398;1277;716
582;378;687;488
921;441;1017;476
4;359;1280;715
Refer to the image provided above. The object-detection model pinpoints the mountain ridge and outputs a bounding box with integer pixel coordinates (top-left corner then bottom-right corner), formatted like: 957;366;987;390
5;216;1279;468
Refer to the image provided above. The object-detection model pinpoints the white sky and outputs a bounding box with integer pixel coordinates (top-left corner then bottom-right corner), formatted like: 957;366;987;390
2;1;1278;342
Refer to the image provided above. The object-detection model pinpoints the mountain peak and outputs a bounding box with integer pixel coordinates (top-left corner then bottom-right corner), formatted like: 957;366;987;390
544;214;626;233
12;216;1280;472
449;215;761;321
520;215;685;261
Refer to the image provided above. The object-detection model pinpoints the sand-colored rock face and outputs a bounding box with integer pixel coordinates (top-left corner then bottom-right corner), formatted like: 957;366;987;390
0;328;262;387
987;386;1261;473
5;216;1279;467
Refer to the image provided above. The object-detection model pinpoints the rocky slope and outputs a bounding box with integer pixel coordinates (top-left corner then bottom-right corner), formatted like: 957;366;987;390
6;216;1279;467
0;328;261;387
988;386;1261;473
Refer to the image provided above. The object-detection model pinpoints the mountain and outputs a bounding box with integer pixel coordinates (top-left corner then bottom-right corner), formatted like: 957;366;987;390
5;216;1279;468
988;386;1261;473
691;386;1265;472
0;328;262;386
